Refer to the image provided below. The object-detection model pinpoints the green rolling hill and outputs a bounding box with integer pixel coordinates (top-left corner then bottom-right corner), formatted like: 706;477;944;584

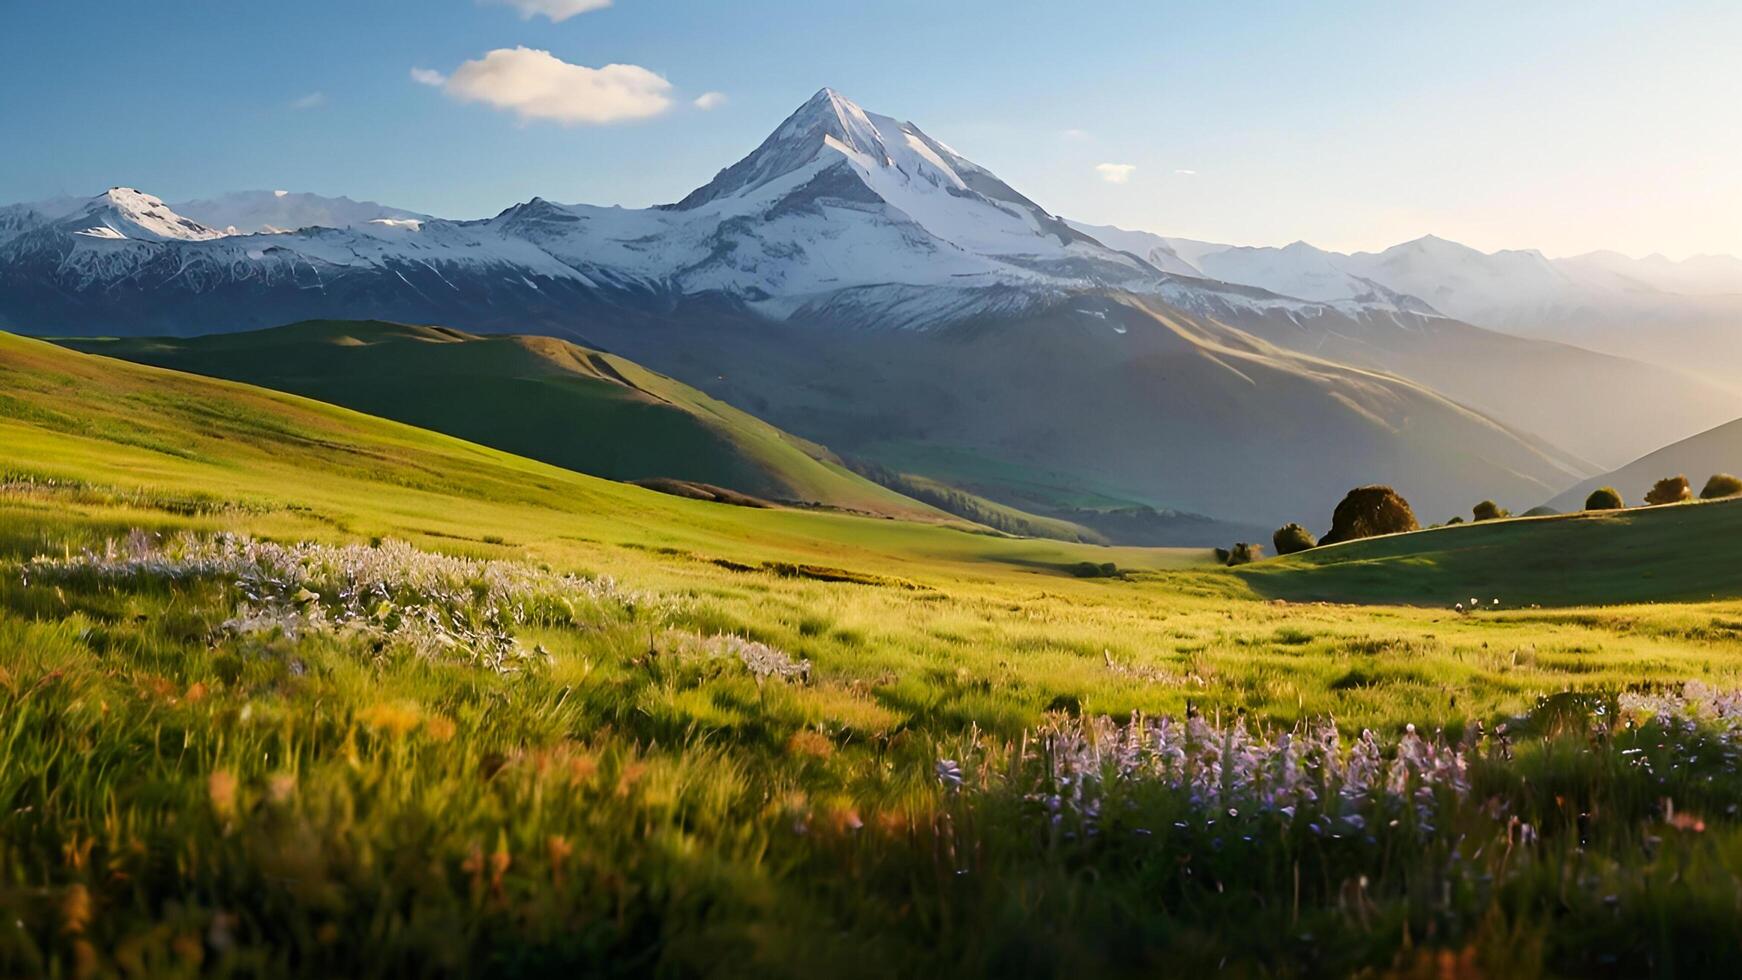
63;320;947;522
0;330;1198;582
1239;497;1742;606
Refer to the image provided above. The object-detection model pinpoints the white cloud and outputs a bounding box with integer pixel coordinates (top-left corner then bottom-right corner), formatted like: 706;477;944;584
290;92;326;110
1096;163;1136;184
488;0;611;22
443;47;671;125
1059;128;1090;141
1174;168;1198;177
693;91;727;111
410;67;448;87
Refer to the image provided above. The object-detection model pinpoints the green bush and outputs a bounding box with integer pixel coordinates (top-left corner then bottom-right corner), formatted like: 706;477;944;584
1585;486;1624;511
1644;475;1692;506
1271;523;1317;555
1472;500;1509;522
1320;486;1419;545
1701;474;1742;500
1225;542;1264;566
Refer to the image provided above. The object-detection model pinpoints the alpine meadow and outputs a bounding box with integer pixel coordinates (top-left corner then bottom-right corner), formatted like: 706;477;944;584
5;3;1742;977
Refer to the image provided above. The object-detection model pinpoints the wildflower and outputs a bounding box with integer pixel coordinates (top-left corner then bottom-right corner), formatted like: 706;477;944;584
547;835;573;880
359;702;423;738
786;729;834;760
461;844;486;889
936;759;965;791
208;770;239;821
267;773;297;805
489;837;511;896
615;761;649;797
827;804;865;833
26;532;651;674
60;884;91;935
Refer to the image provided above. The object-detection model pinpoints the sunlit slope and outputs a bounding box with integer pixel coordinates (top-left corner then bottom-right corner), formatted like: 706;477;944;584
1545;416;1742;512
1239;499;1742;606
65;320;935;520
0;331;1203;582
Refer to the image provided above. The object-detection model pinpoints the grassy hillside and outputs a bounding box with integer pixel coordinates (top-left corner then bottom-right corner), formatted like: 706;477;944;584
1547;415;1742;512
63;320;943;521
554;293;1593;530
1240;497;1742;606
10;331;1742;975
0;331;1193;583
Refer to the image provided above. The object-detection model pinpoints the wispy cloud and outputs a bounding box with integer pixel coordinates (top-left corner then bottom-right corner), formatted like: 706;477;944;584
1059;128;1090;141
1096;163;1136;184
290;92;327;110
410;67;448;87
692;91;727;111
487;0;611;22
442;47;671;125
1174;168;1198;177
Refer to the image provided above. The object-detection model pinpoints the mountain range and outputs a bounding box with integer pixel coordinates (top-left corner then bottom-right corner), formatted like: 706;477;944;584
3;88;1738;534
1071;222;1742;393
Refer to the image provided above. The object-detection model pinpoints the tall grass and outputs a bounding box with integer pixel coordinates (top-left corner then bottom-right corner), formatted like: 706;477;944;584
5;530;1742;975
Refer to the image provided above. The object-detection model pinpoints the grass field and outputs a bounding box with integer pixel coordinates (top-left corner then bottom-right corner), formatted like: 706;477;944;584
7;331;1742;976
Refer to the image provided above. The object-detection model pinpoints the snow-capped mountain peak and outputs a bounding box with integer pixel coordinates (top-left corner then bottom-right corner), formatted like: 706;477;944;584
0;88;1412;334
67;188;224;242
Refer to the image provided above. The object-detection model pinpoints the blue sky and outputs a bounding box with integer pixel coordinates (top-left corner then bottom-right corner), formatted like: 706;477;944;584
3;0;1737;257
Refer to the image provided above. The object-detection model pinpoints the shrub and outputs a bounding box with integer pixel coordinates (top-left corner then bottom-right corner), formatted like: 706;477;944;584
1068;561;1120;579
1272;523;1317;555
1701;474;1742;500
1446;516;1464;525
1522;505;1559;517
1644;475;1692;506
1584;486;1624;511
1213;548;1231;565
1320;486;1419;545
1225;542;1264;566
1472;500;1509;522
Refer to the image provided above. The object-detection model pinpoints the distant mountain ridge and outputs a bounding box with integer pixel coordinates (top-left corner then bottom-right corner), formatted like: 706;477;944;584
0;89;1437;339
1546;416;1742;513
171;191;430;235
1068;221;1742;394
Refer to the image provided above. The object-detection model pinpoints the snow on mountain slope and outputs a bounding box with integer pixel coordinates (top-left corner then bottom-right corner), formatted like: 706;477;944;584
171;190;432;235
1196;242;1439;314
0;90;1574;336
1064;221;1203;276
10;89;1381;333
0;196;84;247
1064;220;1436;314
1558;250;1742;297
1335;236;1582;323
57;189;225;242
